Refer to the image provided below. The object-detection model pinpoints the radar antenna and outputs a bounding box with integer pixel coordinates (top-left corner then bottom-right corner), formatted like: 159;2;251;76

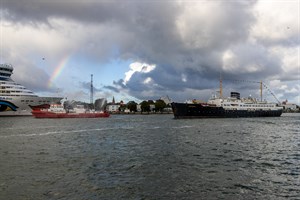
219;72;223;98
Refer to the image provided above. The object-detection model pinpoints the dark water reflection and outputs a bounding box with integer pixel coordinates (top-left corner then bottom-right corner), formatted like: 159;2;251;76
0;114;299;199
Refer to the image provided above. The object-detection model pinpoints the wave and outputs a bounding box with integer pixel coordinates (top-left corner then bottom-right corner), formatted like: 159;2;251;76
0;127;134;138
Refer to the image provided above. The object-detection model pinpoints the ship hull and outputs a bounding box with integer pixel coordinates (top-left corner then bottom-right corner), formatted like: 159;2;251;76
31;110;110;118
0;97;62;116
171;102;283;119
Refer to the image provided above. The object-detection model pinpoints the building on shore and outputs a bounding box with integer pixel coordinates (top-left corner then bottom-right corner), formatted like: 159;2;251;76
282;100;299;112
160;95;172;105
106;97;121;113
105;95;174;114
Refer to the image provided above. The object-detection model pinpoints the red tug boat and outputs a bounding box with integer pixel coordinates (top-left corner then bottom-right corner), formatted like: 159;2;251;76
30;100;110;119
30;74;110;118
30;75;110;118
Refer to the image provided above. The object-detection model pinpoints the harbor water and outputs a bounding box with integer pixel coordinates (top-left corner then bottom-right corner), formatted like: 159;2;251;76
0;114;299;199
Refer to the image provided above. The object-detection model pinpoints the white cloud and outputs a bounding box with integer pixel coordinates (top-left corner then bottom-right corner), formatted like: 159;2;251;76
176;1;220;49
143;77;152;84
269;46;299;80
222;49;238;72
124;62;156;84
181;74;187;82
251;0;298;44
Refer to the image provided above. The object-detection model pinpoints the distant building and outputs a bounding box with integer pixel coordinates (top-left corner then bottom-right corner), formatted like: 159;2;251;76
94;98;107;111
282;100;298;112
124;108;130;113
149;104;155;111
160;95;172;105
137;104;141;112
106;96;120;113
107;104;120;113
163;107;173;112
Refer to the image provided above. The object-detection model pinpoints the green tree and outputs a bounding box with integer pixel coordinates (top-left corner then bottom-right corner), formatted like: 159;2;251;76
118;105;126;112
140;101;150;112
155;99;167;112
127;101;137;112
148;100;155;104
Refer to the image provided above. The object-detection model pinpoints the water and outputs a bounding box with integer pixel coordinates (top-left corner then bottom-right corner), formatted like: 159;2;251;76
0;114;299;200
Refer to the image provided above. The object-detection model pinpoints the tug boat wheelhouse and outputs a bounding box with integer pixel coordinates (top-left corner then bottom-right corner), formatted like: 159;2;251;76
171;80;283;119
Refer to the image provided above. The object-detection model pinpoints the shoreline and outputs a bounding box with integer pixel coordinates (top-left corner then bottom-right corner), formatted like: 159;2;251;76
110;112;173;115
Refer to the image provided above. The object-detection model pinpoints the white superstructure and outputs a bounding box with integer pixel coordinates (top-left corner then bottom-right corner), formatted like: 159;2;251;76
0;63;62;116
208;92;283;111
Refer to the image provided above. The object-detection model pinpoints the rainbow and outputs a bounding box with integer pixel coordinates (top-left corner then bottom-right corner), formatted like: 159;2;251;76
48;56;69;87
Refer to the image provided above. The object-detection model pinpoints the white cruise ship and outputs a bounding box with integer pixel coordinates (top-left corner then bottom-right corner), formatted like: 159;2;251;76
0;63;62;116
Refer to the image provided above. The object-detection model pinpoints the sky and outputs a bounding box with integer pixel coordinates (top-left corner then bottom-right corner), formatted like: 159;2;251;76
1;0;299;104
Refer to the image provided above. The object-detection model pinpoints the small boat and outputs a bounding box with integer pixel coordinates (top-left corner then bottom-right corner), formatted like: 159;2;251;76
31;103;110;118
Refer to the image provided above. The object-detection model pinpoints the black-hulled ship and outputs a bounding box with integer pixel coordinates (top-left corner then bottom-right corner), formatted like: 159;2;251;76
171;81;283;119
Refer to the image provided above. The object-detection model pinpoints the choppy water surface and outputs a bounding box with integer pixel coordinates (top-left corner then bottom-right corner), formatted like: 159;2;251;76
0;114;299;200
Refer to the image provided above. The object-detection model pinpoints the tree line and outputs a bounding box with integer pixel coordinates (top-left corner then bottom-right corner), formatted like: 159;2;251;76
122;99;168;112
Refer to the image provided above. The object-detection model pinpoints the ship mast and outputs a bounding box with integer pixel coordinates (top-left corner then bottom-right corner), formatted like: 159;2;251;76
230;79;281;104
260;81;263;101
219;73;223;98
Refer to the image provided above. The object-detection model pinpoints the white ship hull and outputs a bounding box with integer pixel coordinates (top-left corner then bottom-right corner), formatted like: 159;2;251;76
0;96;62;116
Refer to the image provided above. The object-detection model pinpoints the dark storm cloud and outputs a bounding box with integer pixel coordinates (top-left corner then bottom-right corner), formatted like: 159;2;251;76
222;44;282;79
2;0;130;24
81;81;102;92
113;79;126;89
103;85;119;93
2;0;298;102
2;48;54;93
111;1;272;100
12;63;52;92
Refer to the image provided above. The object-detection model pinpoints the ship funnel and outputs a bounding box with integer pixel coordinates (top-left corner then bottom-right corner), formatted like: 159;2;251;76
230;92;240;99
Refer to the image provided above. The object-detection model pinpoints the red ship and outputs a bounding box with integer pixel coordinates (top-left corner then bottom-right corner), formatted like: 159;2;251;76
30;104;110;118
